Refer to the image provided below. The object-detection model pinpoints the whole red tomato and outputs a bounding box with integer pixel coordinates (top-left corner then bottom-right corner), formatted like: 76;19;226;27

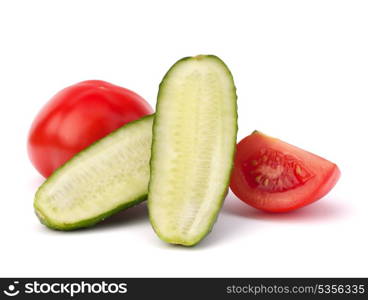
28;80;153;177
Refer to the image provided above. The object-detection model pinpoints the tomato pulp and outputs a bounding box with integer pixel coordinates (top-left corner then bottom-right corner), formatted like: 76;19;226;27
230;131;340;212
28;80;153;177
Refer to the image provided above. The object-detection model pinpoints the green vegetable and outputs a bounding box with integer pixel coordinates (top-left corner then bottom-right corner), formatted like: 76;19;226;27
148;55;238;246
34;115;153;230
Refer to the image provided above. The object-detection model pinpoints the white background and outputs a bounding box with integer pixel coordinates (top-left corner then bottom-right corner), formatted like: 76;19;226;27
0;0;367;277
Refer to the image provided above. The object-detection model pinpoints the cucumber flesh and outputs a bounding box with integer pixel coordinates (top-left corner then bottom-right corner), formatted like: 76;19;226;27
148;55;238;246
34;115;153;230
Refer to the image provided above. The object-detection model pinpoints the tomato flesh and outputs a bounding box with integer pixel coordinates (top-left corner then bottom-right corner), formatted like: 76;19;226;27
28;80;153;177
230;131;340;212
243;148;313;193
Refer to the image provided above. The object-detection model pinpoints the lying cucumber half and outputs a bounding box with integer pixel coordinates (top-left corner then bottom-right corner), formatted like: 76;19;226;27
34;115;153;230
148;55;238;246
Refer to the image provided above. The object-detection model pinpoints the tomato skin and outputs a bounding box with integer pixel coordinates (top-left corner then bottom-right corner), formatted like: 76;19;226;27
28;80;153;177
230;132;340;212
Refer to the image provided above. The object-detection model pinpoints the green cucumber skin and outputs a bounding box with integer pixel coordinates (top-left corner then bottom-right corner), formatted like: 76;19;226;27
34;114;154;231
34;194;147;231
148;55;238;246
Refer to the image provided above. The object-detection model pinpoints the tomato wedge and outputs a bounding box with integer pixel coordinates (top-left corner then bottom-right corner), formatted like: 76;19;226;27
230;131;340;212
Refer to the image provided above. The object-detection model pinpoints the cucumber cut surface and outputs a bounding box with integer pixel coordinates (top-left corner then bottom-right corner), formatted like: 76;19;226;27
34;115;153;230
148;55;238;246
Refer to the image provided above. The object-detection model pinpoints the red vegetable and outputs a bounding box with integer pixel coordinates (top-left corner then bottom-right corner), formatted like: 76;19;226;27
28;80;153;177
230;131;340;212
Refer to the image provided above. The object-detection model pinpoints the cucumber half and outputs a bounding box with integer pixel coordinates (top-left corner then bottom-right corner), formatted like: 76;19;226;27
34;115;153;230
148;55;238;246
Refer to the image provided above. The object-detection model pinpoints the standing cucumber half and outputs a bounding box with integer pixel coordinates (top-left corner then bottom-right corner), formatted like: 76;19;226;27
34;115;153;230
148;55;238;246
